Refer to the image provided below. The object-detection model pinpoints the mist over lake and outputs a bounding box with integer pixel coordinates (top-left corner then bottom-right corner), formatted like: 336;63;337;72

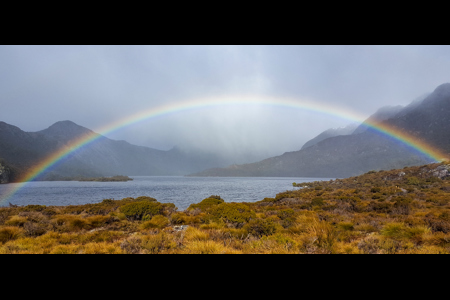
0;176;333;210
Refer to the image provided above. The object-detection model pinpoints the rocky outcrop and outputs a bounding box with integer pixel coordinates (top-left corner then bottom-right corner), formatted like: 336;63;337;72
0;162;11;183
430;164;450;179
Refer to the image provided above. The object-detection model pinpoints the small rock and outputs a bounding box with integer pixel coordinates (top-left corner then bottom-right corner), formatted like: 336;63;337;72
173;225;189;231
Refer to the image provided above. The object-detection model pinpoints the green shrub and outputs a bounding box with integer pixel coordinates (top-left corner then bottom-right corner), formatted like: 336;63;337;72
257;197;276;203
120;201;163;221
367;201;392;213
82;201;120;215
311;197;324;207
407;177;421;186
40;208;56;216
244;218;278;237
392;196;412;215
209;203;255;227
275;192;292;201
142;214;152;222
277;209;296;228
371;193;383;200
187;197;225;212
86;215;113;228
370;187;381;193
135;196;158;202
20;205;47;212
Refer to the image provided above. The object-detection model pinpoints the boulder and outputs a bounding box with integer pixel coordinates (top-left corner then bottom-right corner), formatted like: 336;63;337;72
173;225;189;231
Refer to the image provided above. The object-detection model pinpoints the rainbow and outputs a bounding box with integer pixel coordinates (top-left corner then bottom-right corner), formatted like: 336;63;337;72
0;95;447;205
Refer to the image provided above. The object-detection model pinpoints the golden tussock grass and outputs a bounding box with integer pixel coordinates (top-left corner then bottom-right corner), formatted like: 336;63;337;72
1;163;450;254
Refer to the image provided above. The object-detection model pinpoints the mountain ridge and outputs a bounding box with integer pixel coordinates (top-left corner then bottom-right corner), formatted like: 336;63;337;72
0;120;234;181
2;83;450;181
189;83;450;178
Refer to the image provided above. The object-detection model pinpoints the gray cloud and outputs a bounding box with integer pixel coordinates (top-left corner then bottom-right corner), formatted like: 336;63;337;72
1;45;450;162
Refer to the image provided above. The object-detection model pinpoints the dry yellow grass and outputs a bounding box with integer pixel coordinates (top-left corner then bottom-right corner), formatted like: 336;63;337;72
1;163;449;254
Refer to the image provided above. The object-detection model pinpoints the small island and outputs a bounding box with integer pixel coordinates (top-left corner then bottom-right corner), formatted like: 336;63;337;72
39;175;134;182
78;175;133;182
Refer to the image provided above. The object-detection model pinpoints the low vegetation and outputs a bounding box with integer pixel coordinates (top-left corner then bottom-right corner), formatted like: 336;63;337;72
36;175;133;182
78;175;133;182
1;162;449;254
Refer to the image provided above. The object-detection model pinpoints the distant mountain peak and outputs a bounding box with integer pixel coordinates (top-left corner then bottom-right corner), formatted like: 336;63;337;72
48;120;85;129
38;120;95;140
433;83;450;96
301;123;358;150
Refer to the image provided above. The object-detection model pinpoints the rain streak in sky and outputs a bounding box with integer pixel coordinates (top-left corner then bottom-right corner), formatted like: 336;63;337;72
1;45;450;162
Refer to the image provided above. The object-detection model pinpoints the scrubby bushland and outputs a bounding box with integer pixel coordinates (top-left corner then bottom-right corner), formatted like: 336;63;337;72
1;162;450;254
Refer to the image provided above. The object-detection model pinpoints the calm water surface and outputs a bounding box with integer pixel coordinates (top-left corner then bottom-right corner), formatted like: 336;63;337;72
0;176;333;210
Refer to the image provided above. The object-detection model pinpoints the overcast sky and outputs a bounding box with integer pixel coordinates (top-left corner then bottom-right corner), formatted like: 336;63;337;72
1;45;450;162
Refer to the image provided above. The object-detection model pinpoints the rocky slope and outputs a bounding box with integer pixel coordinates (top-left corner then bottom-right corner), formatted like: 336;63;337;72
301;123;358;150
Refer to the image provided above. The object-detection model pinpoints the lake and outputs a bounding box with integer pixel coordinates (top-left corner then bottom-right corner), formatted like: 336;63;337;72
0;176;333;210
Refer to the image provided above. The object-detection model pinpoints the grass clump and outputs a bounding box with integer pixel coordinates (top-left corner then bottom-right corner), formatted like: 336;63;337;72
307;219;339;253
5;215;28;227
141;215;170;230
0;227;24;244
